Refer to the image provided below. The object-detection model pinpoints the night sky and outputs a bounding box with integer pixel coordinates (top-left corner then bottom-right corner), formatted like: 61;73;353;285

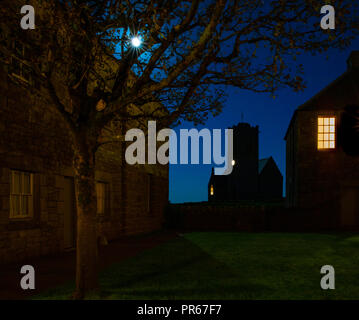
169;39;359;203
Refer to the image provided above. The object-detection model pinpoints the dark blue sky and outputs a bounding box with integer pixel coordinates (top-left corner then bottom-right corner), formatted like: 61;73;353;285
169;39;359;203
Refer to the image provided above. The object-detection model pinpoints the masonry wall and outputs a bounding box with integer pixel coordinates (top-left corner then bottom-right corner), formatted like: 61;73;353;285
121;165;168;235
0;63;169;264
165;203;350;232
293;110;359;226
285;116;299;207
287;68;359;227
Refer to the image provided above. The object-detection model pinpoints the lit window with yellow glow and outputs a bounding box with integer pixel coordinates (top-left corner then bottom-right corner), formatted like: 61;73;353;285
210;185;214;196
318;117;335;150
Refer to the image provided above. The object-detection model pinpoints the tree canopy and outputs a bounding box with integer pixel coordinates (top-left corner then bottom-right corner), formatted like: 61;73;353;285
0;0;358;134
1;0;358;299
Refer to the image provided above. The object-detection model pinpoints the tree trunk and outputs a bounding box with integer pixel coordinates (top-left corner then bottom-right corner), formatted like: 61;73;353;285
72;143;99;299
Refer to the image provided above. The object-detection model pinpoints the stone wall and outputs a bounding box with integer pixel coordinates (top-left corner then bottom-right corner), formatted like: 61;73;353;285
165;202;357;232
285;63;359;228
0;62;169;264
285;114;298;207
0;170;65;264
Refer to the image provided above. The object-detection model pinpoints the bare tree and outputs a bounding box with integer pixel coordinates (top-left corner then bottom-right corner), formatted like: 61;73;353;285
0;0;357;298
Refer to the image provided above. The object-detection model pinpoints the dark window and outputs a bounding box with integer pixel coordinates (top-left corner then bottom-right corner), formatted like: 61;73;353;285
10;170;33;219
10;41;32;83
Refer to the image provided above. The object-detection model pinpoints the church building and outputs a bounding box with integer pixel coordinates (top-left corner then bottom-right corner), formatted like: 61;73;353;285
208;122;283;202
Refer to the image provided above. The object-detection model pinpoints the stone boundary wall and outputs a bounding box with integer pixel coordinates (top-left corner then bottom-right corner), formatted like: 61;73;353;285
165;202;357;232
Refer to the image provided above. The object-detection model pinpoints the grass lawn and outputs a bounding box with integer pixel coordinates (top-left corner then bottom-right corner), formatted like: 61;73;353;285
34;232;359;300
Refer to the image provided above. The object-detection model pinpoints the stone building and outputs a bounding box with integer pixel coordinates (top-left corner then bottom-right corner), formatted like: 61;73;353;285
285;51;359;228
208;122;282;201
0;41;168;264
258;157;283;200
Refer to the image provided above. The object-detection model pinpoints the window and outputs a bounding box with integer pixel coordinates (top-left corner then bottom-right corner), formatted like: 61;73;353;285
318;117;336;150
10;170;33;219
10;40;32;82
210;185;214;196
96;182;108;215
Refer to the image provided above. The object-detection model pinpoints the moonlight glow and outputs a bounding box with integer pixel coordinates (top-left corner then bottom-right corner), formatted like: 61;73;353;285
131;36;142;48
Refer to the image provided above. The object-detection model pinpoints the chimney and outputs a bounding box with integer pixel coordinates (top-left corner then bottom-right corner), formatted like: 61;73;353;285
347;51;359;70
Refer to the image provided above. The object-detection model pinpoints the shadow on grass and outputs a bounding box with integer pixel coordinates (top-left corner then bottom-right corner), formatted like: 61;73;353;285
34;232;359;300
34;237;271;300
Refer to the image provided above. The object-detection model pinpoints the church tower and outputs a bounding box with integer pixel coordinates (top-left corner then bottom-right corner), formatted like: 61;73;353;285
208;122;259;201
229;123;259;200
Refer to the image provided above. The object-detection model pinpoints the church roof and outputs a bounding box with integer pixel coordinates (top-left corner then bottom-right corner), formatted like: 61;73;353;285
258;158;270;174
284;51;359;140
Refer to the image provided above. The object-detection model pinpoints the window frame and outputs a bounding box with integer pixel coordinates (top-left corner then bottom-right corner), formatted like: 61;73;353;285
317;116;336;151
10;40;32;84
9;170;34;219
